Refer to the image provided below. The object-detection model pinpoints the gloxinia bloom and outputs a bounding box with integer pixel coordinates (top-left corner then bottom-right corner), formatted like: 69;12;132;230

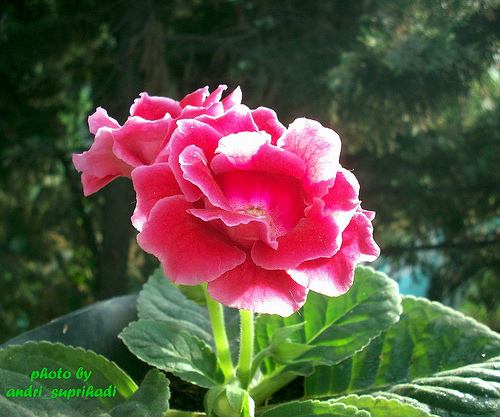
72;85;241;195
131;102;380;317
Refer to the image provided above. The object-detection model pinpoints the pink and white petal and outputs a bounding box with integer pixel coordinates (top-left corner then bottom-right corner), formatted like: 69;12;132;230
130;92;181;120
189;208;277;250
202;84;227;106
207;257;308;316
72;128;133;179
197;105;258;137
351;210;380;262
278;118;341;199
251;107;286;145
168;120;223;201
179;145;232;209
288;210;380;297
180;102;224;119
221;86;242;111
323;168;361;232
363;209;376;221
112;116;175;167
287;256;353;298
131;163;182;231
137;195;246;285
180;86;210;108
88;107;120;135
251;198;342;270
211;131;305;178
79;173;119;196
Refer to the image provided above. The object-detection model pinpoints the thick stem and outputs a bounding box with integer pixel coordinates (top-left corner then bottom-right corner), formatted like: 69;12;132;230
237;310;254;390
204;285;234;382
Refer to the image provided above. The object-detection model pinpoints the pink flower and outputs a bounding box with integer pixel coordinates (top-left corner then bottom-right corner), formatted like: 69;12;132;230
132;102;380;316
72;85;242;195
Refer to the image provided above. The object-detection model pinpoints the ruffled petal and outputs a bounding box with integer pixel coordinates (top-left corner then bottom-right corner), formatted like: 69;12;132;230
251;197;341;270
179;145;231;209
79;173;118;196
72;128;133;195
278;118;341;199
197;104;258;137
112;116;175;167
323;168;360;232
88;107;120;135
188;208;277;250
207;256;308;316
137;195;246;285
251;107;286;145
288;209;380;297
168;120;223;201
221;86;242;111
180;102;224;119
180;86;210;107
211;131;306;178
130;92;182;120
131;163;182;231
202;84;227;106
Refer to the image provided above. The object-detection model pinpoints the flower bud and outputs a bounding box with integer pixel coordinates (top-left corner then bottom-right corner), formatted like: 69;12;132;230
206;384;255;417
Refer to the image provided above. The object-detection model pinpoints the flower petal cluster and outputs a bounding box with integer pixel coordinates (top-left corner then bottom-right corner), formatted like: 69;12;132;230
72;85;241;195
74;86;379;316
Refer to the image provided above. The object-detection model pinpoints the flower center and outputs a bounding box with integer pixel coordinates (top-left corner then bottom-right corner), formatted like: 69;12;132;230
244;206;268;219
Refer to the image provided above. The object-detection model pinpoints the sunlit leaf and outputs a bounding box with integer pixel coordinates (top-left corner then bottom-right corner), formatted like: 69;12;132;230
260;399;369;417
137;269;214;349
305;296;500;416
120;319;224;388
251;267;402;404
331;394;438;417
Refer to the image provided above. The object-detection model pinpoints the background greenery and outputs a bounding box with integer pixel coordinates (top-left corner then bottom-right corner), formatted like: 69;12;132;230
1;0;499;343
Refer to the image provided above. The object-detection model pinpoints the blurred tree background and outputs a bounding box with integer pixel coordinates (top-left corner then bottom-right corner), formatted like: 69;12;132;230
1;0;499;343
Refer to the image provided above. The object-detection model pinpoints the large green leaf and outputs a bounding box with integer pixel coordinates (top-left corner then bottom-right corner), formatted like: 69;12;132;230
305;296;500;416
387;356;500;416
0;342;138;416
137;269;241;362
251;267;402;405
137;269;215;349
260;399;370;417
331;394;438;417
120;319;224;388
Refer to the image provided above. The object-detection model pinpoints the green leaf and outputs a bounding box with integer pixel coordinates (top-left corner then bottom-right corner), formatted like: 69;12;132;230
331;394;438;417
0;342;137;417
119;319;224;388
137;269;215;349
260;400;370;417
305;296;500;397
109;369;170;417
388;356;500;416
137;269;242;362
305;296;500;416
251;267;401;404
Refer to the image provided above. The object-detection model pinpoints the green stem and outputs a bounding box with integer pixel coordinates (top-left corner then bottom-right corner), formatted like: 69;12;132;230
237;310;254;390
204;285;234;382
